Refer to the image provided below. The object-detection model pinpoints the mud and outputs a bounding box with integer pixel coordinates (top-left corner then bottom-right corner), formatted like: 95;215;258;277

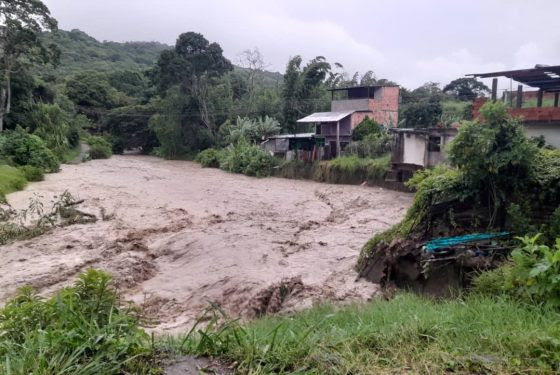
0;156;411;332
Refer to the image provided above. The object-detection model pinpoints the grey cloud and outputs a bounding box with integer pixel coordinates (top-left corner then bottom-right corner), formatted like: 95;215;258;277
43;0;560;89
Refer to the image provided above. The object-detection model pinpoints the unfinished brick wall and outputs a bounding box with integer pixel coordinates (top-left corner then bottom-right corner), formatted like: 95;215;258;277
367;86;399;127
472;98;560;122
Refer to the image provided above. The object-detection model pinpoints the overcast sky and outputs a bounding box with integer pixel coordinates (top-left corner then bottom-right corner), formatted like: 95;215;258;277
43;0;560;90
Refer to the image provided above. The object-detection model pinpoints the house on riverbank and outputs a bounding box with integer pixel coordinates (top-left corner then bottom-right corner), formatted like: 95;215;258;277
469;65;560;148
387;127;458;182
296;85;400;159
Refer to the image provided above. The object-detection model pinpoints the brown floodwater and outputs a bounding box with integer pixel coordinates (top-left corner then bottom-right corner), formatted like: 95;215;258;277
0;156;411;332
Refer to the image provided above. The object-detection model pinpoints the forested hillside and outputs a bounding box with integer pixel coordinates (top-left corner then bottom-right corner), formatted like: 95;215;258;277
37;29;284;85
36;29;170;76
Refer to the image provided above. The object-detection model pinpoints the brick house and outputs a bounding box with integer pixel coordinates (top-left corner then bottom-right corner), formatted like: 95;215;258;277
297;85;399;158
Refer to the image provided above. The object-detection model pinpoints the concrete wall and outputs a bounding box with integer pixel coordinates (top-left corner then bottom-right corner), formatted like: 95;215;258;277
402;133;426;166
525;123;560;148
331;99;369;112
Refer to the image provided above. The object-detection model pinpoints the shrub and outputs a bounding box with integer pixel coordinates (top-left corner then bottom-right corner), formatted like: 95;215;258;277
473;234;560;307
222;116;281;145
314;155;390;185
17;165;44;182
352;116;382;141
87;136;113;159
344;133;392;158
0;270;157;373
219;141;277;177
0;127;60;172
0;165;27;202
196;148;223;168
29;103;71;158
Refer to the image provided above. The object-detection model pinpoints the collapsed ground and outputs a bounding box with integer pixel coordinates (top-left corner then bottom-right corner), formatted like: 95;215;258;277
0;155;411;332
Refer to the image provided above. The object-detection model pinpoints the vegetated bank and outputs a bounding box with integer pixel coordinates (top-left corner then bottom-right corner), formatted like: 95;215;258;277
357;101;560;294
194;115;397;189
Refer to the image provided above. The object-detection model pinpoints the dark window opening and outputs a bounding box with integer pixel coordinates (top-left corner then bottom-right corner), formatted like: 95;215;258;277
428;136;441;152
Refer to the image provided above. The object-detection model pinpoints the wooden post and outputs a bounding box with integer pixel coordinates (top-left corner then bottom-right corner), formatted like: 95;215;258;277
516;85;523;108
554;93;559;107
537;90;543;107
491;78;498;101
336;121;341;157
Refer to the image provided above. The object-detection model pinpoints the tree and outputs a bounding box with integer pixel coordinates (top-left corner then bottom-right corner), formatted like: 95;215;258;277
150;32;233;134
443;77;490;101
0;0;59;131
238;47;267;99
281;56;331;133
352;116;382;141
448;101;536;226
66;71;120;108
400;98;442;128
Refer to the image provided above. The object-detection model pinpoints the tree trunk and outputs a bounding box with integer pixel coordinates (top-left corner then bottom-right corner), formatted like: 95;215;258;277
0;86;6;132
0;68;12;132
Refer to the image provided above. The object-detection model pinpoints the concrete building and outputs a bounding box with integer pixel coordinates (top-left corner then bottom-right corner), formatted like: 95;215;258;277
297;85;400;158
387;127;458;182
469;65;560;148
260;133;321;161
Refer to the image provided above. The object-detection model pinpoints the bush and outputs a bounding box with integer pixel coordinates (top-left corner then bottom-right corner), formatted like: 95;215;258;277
219;141;276;177
473;234;560;307
0;127;60;172
0;165;27;202
352;116;382;141
29;103;71;158
87;136;113;159
17;165;44;182
0;270;158;374
196;148;223;168
314;155;390;185
344;133;392;158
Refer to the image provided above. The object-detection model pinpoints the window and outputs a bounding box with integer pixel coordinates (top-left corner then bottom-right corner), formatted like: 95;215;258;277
428;136;441;152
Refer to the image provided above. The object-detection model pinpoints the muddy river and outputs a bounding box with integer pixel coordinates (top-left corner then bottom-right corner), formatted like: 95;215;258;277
0;156;412;332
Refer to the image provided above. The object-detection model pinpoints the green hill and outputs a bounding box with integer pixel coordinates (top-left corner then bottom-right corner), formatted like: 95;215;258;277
37;29;283;86
37;29;170;77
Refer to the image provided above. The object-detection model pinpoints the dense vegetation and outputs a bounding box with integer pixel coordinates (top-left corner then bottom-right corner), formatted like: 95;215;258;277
358;102;560;292
0;270;160;374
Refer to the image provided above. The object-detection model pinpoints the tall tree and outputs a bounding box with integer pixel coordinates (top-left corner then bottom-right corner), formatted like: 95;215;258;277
150;32;233;134
443;77;490;101
0;0;59;131
281;55;331;133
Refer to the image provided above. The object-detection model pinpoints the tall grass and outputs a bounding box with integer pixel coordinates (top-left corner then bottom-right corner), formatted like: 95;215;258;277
277;154;391;186
0;164;27;202
0;270;160;374
172;294;560;374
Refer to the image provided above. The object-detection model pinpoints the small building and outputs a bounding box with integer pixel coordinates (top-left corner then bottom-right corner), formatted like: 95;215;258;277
388;127;458;182
261;133;324;161
469;65;560;148
296;85;400;159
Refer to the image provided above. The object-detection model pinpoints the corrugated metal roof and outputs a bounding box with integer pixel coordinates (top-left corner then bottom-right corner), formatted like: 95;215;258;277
297;111;353;123
267;133;316;139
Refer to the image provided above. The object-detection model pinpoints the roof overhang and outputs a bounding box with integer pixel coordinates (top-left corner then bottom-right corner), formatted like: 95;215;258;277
468;65;560;92
297;111;353;123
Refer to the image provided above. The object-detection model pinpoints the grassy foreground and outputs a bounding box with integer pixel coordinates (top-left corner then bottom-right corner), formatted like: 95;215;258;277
2;269;559;374
175;294;560;374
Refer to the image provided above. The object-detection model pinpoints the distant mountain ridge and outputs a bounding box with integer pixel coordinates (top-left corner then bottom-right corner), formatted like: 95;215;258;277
38;29;283;85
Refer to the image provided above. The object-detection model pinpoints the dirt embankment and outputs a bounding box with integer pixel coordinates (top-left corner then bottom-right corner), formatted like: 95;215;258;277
0;156;411;332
